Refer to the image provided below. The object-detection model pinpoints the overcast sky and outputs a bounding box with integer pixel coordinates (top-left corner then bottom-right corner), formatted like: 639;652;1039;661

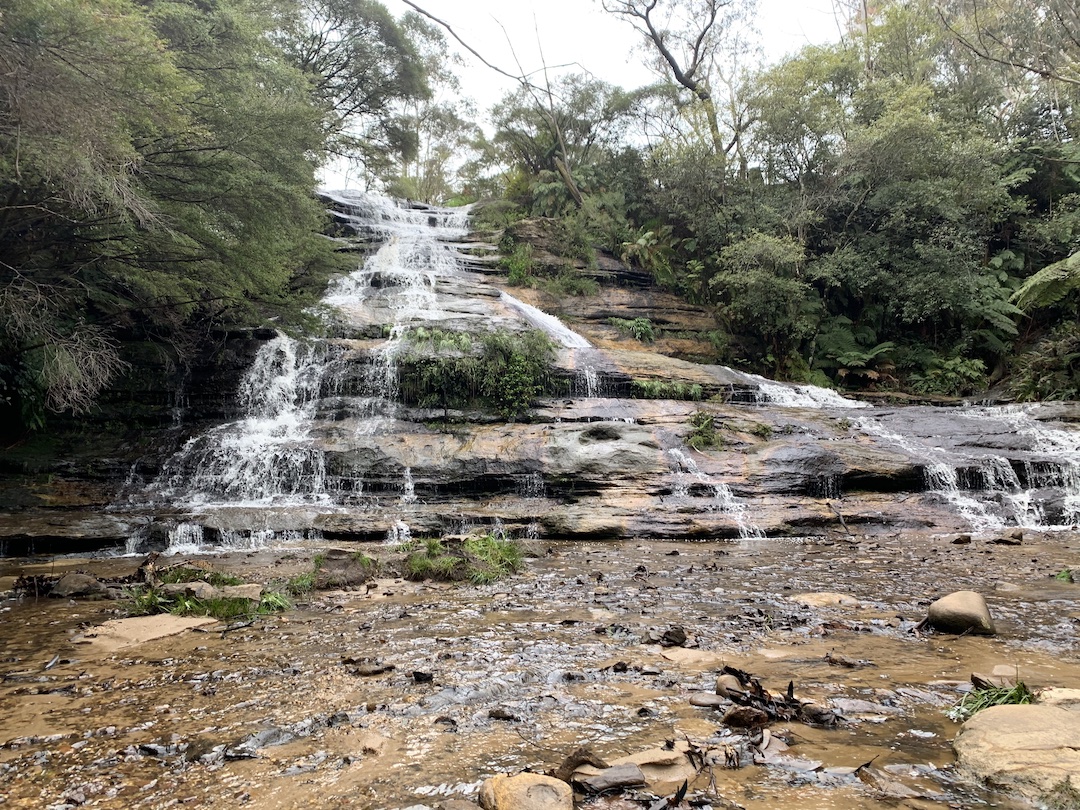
325;0;843;187
386;0;844;109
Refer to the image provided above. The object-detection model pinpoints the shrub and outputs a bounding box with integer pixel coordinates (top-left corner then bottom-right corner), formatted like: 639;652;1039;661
686;411;724;450
630;379;703;401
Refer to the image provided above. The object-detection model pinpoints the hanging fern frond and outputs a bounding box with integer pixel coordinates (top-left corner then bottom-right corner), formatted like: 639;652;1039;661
1011;251;1080;312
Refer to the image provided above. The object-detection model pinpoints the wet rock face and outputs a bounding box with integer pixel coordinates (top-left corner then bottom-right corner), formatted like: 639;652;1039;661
954;704;1080;799
2;194;1079;553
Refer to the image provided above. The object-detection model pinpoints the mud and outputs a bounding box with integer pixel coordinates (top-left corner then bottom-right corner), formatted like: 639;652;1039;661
2;531;1079;809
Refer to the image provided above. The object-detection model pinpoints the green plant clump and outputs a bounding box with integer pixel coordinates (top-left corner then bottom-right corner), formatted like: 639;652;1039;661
1054;568;1075;583
945;681;1035;723
631;379;703;401
609;317;656;343
402;534;523;584
125;585;290;621
686;411;724;450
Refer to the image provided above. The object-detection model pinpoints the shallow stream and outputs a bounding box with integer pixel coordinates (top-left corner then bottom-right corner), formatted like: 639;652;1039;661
2;532;1078;809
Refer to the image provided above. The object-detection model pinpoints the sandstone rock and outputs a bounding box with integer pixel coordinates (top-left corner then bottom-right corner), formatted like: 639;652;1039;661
573;762;646;793
478;773;572;810
51;573;107;598
1039;688;1080;711
789;592;861;608
715;673;745;697
689;692;728;708
954;704;1080;799
221;584;263;601
161;580;221;600
926;591;995;635
574;741;698;793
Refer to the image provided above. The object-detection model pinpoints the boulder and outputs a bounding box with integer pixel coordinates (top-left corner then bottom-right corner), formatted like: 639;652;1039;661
573;762;646;793
926;591;995;635
954;704;1080;800
715;672;745;697
51;573;107;598
478;773;572;810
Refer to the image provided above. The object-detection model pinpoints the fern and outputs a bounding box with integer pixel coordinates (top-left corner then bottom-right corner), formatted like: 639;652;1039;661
1011;251;1080;312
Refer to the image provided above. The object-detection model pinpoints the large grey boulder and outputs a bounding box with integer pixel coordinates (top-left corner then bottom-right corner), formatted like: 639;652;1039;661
51;573;107;598
926;590;995;635
954;704;1080;800
478;773;572;810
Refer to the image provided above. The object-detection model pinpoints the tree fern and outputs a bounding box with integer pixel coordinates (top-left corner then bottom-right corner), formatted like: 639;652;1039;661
1011;252;1080;312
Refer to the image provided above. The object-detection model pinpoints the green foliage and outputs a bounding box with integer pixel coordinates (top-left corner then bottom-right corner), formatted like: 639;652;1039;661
540;269;600;298
1010;323;1080;401
124;585;288;621
686;411;724;450
1011;251;1080;312
399;329;555;420
501;244;536;286
608;317;656;343
1055;568;1075;583
946;680;1035;723
750;422;774;440
630;380;703;401
284;570;317;596
909;356;988;397
0;0;343;432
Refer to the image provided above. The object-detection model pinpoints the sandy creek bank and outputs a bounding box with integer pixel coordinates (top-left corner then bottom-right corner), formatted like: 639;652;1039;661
2;532;1079;810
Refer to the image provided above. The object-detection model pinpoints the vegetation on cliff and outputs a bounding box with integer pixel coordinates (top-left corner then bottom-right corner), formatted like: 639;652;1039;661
3;0;1079;440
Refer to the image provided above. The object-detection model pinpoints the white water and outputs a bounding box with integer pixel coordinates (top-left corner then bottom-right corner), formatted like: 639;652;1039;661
667;448;765;539
499;292;592;349
748;373;869;409
857;404;1080;532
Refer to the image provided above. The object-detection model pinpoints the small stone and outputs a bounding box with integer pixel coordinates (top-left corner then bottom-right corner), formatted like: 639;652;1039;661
951;535;972;545
478;773;573;810
721;706;769;728
221;584;262;601
689;693;728;709
926;591;995;635
659;626;687;647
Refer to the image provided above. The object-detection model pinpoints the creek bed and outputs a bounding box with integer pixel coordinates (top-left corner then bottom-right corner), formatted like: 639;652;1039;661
2;532;1079;809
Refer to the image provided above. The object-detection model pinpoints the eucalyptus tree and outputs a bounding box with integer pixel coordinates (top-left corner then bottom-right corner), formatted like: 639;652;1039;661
277;0;429;172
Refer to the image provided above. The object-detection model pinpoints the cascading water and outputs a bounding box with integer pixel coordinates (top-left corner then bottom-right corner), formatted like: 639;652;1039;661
667;448;765;539
856;404;1080;532
120;191;1080;552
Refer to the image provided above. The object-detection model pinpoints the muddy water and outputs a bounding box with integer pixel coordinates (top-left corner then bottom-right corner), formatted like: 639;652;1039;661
2;533;1079;810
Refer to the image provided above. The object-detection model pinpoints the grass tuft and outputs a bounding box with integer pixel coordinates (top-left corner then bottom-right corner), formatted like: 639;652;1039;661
946;680;1035;722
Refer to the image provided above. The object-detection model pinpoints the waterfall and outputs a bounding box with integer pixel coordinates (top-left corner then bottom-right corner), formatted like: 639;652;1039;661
667;448;765;539
857;404;1080;532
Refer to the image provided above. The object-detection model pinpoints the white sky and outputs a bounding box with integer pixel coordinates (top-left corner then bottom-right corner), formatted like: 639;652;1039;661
325;0;843;187
387;0;844;109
